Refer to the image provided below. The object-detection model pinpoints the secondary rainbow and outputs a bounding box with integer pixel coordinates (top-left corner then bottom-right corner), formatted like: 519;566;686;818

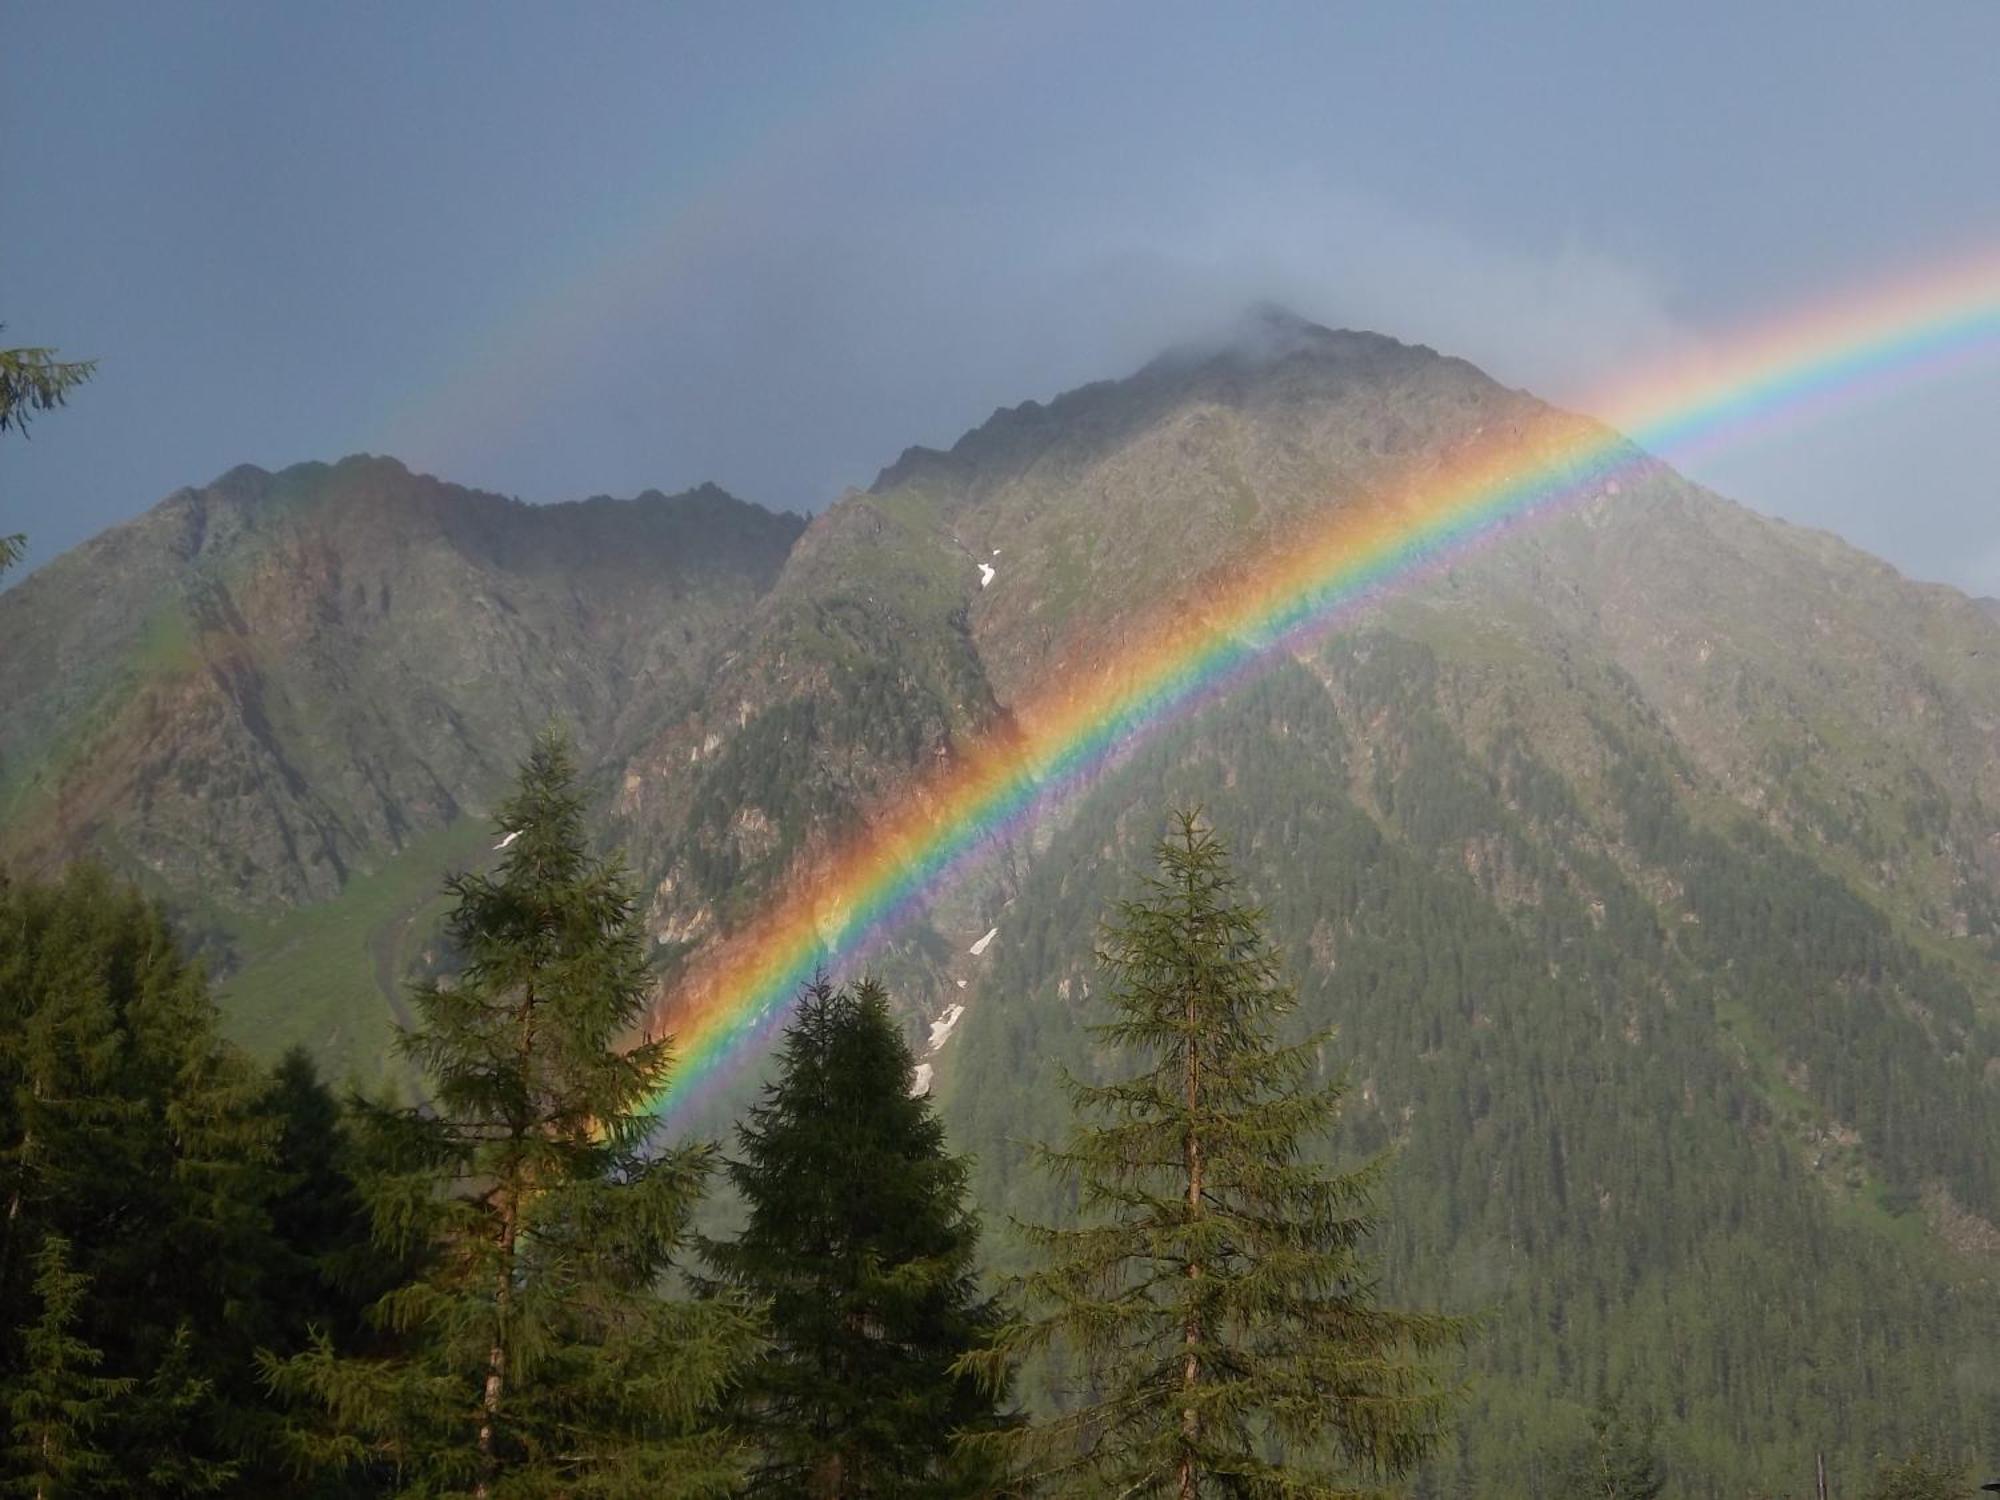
646;250;2000;1119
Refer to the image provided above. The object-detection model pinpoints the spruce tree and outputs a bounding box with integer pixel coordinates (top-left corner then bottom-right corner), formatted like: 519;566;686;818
0;324;96;573
269;730;760;1499
0;865;274;1495
258;1049;400;1358
705;975;1011;1498
4;1235;131;1500
0;330;94;437
256;1052;407;1500
1555;1399;1665;1500
1866;1453;1970;1500
978;810;1459;1498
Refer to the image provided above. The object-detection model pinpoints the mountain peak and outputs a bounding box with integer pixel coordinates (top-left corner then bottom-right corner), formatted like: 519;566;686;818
1141;301;1431;378
868;304;1481;498
1237;298;1339;348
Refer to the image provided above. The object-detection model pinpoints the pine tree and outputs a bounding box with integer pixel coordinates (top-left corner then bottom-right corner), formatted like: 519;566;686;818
0;874;132;1310
125;1328;236;1497
0;324;96;574
705;974;1012;1498
259;1049;391;1355
0;865;274;1495
256;1052;408;1500
1555;1399;1665;1500
3;1235;131;1500
978;810;1460;1498
0;330;94;438
269;729;761;1499
1865;1453;1969;1500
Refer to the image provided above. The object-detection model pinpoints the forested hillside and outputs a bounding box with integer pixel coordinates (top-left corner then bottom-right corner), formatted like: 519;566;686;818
937;631;1998;1495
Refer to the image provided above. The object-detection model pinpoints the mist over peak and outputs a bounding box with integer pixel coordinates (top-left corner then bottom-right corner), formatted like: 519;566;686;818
1135;300;1436;377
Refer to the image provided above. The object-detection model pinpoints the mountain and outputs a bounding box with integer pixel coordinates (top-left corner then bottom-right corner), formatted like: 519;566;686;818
1981;594;2000;623
616;314;2000;1493
616;313;1562;945
5;317;1998;1493
898;375;2000;1493
0;456;802;1068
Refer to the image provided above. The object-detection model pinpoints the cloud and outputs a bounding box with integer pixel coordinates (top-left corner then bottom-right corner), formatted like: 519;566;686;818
396;164;1698;519
1011;167;1697;404
1686;363;2000;596
380;146;2000;600
1949;533;2000;600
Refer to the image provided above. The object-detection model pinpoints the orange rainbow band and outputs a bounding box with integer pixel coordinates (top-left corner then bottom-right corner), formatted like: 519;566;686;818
648;251;2000;1120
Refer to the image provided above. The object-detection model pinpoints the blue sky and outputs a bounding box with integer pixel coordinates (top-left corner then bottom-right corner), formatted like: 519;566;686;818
5;1;1998;591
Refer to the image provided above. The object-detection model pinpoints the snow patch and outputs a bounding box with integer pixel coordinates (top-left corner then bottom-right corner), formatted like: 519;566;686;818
494;830;522;851
969;926;998;956
928;1003;967;1053
955;979;967;989
909;1062;934;1097
978;563;995;588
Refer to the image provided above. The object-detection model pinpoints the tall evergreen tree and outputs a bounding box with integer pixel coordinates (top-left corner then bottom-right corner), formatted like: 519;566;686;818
255;1051;408;1500
269;730;761;1499
0;323;96;573
977;810;1459;1498
258;1050;391;1356
1554;1399;1665;1500
705;974;1012;1499
0;330;94;438
3;1235;131;1500
1866;1453;1970;1500
0;865;274;1495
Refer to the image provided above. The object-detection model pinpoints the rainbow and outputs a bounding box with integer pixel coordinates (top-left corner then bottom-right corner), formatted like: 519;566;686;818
646;250;2000;1119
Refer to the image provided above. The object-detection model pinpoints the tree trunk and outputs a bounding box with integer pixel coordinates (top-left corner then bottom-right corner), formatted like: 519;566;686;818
476;986;538;1500
1;1074;44;1294
474;1196;518;1500
1180;976;1203;1500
